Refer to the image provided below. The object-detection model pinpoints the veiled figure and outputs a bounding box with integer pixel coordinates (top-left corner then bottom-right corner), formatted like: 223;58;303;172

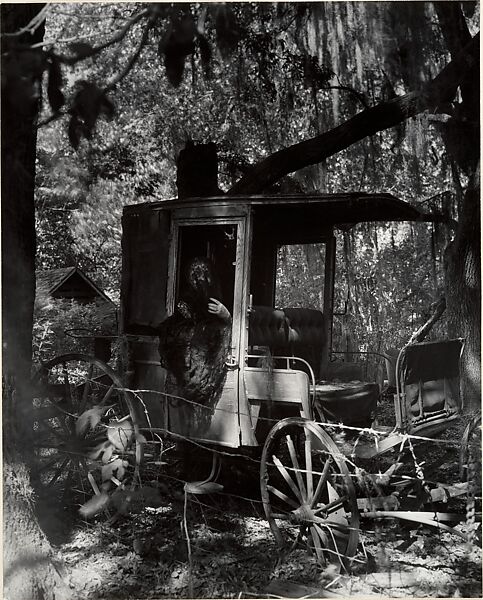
158;257;231;414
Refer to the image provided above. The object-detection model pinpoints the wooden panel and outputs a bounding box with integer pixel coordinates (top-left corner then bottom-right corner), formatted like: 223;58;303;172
244;368;311;419
168;370;240;447
128;337;167;429
173;204;248;220
121;210;171;331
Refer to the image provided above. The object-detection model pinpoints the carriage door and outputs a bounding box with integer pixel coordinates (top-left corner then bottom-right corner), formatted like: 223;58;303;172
167;217;249;447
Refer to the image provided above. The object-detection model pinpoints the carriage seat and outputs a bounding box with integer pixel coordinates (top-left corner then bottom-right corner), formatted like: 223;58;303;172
314;382;379;429
248;306;327;379
284;308;327;380
248;306;289;351
397;338;463;434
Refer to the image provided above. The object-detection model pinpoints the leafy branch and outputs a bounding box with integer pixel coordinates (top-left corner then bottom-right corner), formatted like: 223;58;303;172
52;7;151;65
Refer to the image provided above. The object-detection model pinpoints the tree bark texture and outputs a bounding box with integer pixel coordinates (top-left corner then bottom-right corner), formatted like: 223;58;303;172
228;33;479;196
444;168;481;410
434;2;481;409
2;6;70;599
3;393;69;600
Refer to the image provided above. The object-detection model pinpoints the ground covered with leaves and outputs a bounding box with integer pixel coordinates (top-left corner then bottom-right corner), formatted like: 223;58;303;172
49;423;481;600
55;490;481;599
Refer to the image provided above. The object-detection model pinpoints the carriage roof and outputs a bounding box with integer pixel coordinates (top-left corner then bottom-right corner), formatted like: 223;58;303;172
122;192;443;227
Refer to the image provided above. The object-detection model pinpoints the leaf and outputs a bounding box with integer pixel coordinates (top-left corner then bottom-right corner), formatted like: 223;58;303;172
68;81;115;147
184;481;224;495
107;416;133;450
88;440;110;461
110;485;163;515
101;444;114;464
159;11;197;86
47;57;64;113
79;492;110;518
101;457;126;482
69;42;95;59
76;405;108;436
99;95;115;120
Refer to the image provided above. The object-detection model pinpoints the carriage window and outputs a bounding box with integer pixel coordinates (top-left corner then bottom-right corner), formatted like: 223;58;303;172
177;224;237;313
275;243;325;309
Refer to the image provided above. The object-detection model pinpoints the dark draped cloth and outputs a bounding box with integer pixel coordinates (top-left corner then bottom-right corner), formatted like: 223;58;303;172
158;258;231;407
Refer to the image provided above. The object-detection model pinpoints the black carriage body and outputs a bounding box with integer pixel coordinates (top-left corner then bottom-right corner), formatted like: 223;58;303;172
121;193;441;448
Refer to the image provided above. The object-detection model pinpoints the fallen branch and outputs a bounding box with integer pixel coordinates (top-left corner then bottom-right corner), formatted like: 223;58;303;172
408;297;446;344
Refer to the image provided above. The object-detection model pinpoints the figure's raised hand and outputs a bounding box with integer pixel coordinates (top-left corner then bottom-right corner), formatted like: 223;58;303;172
208;298;230;321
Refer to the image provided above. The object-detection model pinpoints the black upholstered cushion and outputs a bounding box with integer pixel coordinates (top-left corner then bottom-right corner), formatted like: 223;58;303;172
248;306;289;349
284;308;327;379
315;382;379;428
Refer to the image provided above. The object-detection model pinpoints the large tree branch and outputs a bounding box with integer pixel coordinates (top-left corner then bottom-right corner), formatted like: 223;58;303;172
433;2;478;126
228;33;479;196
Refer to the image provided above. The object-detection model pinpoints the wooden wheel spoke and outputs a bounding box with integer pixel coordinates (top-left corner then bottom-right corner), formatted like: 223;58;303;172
310;525;326;564
79;363;94;414
36;419;65;440
60;466;77;503
304;431;313;501
316;523;348;568
286;434;307;501
326;524;350;542
290;525;307;551
54;413;72;437
312;522;330;548
38;455;63;473
272;455;303;502
311;459;331;508
267;485;299;509
62;362;74;405
99;383;116;407
313;495;347;516
45;457;70;487
33;440;63;449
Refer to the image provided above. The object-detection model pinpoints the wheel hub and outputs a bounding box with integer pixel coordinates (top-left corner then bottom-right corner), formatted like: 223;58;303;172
289;503;317;524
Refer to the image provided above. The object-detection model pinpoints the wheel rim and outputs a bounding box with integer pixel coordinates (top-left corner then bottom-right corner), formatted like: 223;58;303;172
260;417;359;572
32;353;142;515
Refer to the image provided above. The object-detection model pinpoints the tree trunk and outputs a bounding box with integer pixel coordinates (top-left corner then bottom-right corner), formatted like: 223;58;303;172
444;167;481;410
2;6;70;598
433;2;481;410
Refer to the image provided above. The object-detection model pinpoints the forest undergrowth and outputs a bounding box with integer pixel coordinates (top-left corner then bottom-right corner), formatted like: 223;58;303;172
41;409;482;600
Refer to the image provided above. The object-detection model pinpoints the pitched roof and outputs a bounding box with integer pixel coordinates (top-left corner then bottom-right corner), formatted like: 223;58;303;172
36;267;114;305
36;267;76;294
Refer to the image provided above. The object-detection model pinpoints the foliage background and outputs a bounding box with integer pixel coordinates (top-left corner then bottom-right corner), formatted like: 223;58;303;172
34;2;478;364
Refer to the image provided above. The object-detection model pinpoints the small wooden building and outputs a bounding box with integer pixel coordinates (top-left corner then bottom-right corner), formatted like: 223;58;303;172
35;267;118;360
36;267;113;306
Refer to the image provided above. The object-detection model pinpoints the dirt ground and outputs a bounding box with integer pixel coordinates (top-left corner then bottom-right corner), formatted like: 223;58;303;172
41;408;482;599
48;440;481;599
54;490;481;599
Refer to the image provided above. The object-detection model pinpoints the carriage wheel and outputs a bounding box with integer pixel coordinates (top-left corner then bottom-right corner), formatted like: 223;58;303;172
460;413;482;542
260;417;359;572
32;353;143;517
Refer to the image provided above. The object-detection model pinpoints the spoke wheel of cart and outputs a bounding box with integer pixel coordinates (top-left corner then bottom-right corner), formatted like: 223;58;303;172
32;353;143;518
260;417;359;572
460;413;482;541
